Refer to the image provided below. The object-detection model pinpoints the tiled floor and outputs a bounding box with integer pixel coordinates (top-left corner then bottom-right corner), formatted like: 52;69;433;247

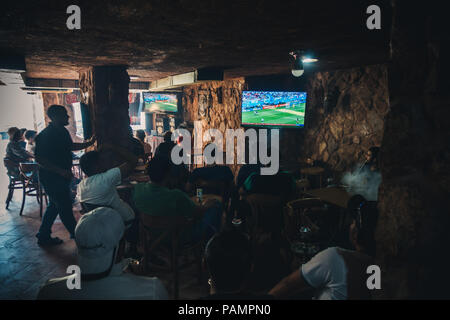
0;174;207;300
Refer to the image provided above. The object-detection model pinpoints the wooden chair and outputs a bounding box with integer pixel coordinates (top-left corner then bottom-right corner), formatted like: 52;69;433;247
243;193;285;242
284;198;325;243
18;162;47;217
139;214;203;299
3;159;24;210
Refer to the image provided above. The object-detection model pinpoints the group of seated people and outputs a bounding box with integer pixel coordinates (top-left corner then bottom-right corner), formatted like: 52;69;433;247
37;195;377;300
4;126;37;176
34;130;378;300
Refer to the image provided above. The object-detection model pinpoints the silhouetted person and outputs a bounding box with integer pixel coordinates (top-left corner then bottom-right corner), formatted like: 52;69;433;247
154;131;175;158
5;127;33;175
135;129;152;160
35;105;95;246
202;229;273;300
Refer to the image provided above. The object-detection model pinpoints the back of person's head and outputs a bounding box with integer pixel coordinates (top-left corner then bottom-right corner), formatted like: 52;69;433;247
147;155;171;183
24;130;37;141
163;131;172;143
75;207;124;275
47;105;67;120
79;151;101;177
205;229;252;293
7;127;19;141
136;130;146;142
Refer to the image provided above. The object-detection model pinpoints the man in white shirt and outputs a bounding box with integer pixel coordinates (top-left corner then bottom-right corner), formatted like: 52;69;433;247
269;197;377;300
77;143;138;226
37;207;169;300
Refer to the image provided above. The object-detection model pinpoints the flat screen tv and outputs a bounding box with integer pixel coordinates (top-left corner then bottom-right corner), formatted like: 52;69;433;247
143;92;178;113
241;91;307;127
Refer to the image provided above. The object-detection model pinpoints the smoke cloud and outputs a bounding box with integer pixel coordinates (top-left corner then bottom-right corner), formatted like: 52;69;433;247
341;164;382;201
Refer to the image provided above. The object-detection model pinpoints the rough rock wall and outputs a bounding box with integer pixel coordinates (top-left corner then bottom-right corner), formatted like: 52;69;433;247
291;64;390;173
375;1;450;299
182;79;245;176
182;67;389;177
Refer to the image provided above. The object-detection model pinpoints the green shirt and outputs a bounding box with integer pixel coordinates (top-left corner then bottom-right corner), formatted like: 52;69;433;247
133;183;196;218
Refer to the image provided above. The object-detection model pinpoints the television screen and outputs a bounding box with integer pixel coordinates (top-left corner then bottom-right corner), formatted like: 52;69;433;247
241;91;307;127
143;92;178;113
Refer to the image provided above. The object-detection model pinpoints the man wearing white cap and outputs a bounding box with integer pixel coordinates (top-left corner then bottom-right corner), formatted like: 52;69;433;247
37;207;168;300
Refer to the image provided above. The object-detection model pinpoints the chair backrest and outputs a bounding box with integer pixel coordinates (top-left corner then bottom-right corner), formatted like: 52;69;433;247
244;193;284;239
3;158;20;178
284;198;324;240
140;213;190;230
286;198;323;211
19;163;38;181
139;213;193;258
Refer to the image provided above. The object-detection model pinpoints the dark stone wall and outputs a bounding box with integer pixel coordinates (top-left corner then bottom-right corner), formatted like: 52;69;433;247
182;66;390;177
182;79;245;176
375;1;450;299
281;64;390;173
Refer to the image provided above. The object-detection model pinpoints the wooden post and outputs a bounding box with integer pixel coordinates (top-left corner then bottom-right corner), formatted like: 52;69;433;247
79;66;131;169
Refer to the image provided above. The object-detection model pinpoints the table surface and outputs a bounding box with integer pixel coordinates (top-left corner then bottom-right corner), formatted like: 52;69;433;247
305;187;351;209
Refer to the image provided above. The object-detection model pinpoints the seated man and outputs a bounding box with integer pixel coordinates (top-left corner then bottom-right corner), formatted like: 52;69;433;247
187;144;234;193
269;196;377;300
135;129;152;161
77;143;138;226
242;170;296;199
133;156;222;243
202;229;273;300
154;131;176;158
37;207;168;299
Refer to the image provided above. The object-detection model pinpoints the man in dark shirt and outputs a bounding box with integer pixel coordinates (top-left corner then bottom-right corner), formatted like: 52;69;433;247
35;105;95;246
154;131;175;158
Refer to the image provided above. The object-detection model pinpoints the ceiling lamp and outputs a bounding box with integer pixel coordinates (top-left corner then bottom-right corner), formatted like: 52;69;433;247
289;51;318;77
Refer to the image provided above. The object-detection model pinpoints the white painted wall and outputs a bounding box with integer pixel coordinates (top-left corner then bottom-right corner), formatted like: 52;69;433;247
0;85;45;193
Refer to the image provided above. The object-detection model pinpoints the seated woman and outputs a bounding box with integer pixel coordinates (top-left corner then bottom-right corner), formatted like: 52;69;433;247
4;127;34;176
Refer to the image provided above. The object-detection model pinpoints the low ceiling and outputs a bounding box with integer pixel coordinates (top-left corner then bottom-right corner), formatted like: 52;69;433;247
0;0;391;82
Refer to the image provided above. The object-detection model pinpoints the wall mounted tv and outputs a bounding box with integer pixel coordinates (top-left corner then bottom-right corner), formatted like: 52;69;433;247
143;92;178;113
241;91;307;127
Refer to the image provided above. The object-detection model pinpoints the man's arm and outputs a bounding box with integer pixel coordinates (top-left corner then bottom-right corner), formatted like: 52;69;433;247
268;269;313;299
100;143;139;178
72;136;96;151
12;144;33;160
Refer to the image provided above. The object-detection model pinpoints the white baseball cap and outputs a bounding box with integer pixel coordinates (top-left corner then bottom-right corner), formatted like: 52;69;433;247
75;207;125;275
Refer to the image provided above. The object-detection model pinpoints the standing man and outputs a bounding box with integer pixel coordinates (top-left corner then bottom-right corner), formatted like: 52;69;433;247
35;105;96;246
